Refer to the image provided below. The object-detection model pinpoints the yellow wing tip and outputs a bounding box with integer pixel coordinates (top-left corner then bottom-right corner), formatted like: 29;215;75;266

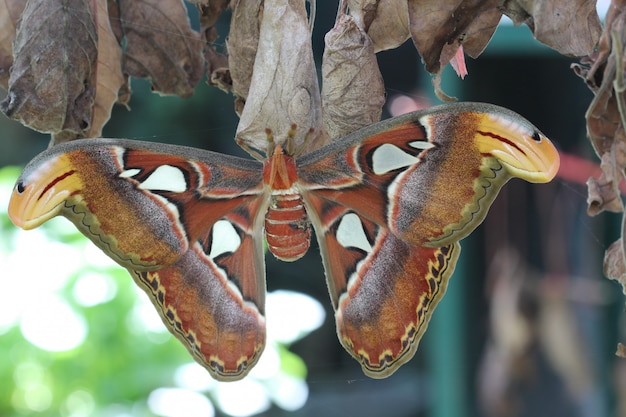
475;113;560;183
8;153;82;230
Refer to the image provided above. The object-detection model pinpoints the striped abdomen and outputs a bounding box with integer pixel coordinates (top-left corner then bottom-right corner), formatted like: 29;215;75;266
265;192;311;262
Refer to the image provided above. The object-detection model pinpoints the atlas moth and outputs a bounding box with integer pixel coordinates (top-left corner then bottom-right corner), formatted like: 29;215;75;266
8;102;559;380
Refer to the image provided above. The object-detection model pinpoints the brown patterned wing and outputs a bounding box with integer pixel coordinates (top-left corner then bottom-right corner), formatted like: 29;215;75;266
297;102;559;248
8;138;269;380
128;206;267;381
8;138;265;270
304;193;459;377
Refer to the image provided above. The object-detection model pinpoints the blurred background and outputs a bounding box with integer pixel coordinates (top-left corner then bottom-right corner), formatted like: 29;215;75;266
0;2;624;417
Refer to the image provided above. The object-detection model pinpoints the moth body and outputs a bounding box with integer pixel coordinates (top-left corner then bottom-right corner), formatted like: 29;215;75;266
263;145;312;261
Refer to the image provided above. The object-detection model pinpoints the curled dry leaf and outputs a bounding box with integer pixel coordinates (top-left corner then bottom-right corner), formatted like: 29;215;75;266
120;0;204;98
83;0;124;139
106;0;131;108
575;0;626;157
586;148;625;215
228;0;263;106
198;0;230;92
1;0;97;134
407;0;501;74
107;0;123;43
573;1;626;215
501;0;601;57
321;15;385;139
0;0;27;89
604;236;626;291
575;0;626;347
236;0;327;155
347;0;410;52
345;0;379;29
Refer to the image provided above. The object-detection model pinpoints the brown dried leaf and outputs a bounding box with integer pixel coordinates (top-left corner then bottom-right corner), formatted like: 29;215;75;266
236;0;328;155
345;0;378;28
501;0;601;57
407;0;501;74
575;0;626;331
0;0;27;89
1;0;97;134
575;2;626;216
574;1;626;158
604;237;626;289
206;48;230;92
321;15;385;139
107;0;123;43
120;0;204;97
198;0;229;41
198;0;230;92
586;149;625;215
347;0;410;52
228;0;263;103
82;0;124;139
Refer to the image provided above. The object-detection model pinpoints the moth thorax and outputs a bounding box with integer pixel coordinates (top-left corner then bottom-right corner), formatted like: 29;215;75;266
265;193;311;262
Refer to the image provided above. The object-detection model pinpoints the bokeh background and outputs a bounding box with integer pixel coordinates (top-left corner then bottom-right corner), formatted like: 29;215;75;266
0;2;624;417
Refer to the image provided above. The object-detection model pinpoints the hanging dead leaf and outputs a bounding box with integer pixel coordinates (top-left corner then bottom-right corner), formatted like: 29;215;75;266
575;0;626;345
574;1;626;216
81;0;124;139
501;0;601;57
120;0;204;98
345;0;378;28
228;0;263;107
604;237;626;290
586;148;625;215
236;0;328;155
574;1;626;158
407;0;501;74
107;0;123;43
1;0;97;134
321;15;385;139
347;0;410;52
0;0;27;89
197;0;230;92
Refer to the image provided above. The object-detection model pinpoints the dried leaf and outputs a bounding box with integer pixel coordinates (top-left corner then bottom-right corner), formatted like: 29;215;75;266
236;0;328;155
407;0;501;74
345;0;379;29
574;1;626;158
198;0;230;92
198;0;229;42
321;15;385;139
1;0;97;134
501;0;601;57
228;0;263;103
120;0;204;97
107;0;123;43
575;1;626;217
604;237;626;289
586;149;625;215
206;49;231;92
575;0;626;343
0;0;27;89
82;0;124;139
347;0;410;52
